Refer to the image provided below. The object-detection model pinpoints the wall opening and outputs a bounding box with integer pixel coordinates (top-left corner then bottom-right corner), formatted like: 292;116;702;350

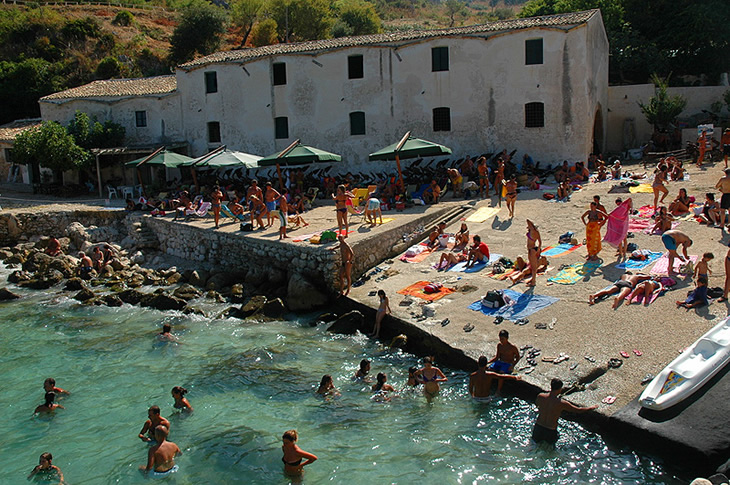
592;106;604;154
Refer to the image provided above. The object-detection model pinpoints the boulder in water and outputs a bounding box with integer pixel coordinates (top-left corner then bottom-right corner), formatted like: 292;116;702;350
240;295;267;318
117;289;145;305
173;284;203;301
286;272;328;311
254;298;287;320
8;270;32;284
141;293;186;311
22;270;64;289
73;288;96;302
0;288;20;300
64;278;86;291
327;311;366;335
101;294;123;307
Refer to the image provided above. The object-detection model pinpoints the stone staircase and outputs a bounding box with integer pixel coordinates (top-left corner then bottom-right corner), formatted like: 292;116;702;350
131;219;159;249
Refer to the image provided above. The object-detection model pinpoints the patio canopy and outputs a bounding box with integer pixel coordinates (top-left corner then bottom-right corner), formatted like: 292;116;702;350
368;132;452;188
125;149;193;168
259;141;342;166
182;147;262;169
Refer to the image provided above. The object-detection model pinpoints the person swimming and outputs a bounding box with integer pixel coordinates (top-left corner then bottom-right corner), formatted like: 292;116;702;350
157;324;179;343
281;429;317;475
415;357;447;398
43;378;70;397
171;386;193;412
139;405;171;442
34;392;64;414
316;374;340;397
28;452;65;484
372;372;396;402
354;359;371;380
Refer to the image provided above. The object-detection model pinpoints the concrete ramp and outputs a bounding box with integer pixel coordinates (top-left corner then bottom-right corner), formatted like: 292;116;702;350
609;363;730;475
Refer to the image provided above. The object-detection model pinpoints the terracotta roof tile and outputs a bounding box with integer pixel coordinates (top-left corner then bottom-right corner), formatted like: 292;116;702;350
0;118;43;143
180;10;596;70
40;75;176;101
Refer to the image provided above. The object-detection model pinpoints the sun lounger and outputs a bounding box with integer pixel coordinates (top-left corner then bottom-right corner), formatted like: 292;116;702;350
221;203;245;221
185;201;211;220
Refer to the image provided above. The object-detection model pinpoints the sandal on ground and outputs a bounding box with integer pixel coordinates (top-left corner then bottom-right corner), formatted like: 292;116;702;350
608;358;623;368
493;316;504;324
463;323;475;332
633;349;643;356
620;351;630;358
602;395;617;405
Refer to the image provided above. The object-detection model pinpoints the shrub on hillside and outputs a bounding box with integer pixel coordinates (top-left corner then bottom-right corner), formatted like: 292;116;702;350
112;10;135;27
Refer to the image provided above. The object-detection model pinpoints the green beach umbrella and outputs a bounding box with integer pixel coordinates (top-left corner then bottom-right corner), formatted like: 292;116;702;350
259;140;342;188
182;147;262;169
369;132;452;188
125;149;193;168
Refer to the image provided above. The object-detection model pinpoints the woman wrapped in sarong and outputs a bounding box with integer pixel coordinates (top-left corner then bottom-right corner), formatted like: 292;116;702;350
581;202;608;261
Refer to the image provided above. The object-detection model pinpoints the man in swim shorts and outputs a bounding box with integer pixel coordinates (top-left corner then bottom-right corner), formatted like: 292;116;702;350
141;425;181;476
77;252;94;279
533;378;597;446
246;180;264;226
723;127;730;169
715;168;730;228
139;406;171;442
487;330;520;377
465;235;490;268
661;229;692;275
469;355;520;399
264;181;281;228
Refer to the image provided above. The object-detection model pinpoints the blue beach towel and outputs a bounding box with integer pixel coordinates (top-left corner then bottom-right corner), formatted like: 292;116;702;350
468;289;559;322
448;253;502;273
615;251;663;270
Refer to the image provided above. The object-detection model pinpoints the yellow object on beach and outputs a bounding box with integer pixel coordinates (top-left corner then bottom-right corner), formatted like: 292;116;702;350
629;184;654;194
466;206;501;223
376;218;395;224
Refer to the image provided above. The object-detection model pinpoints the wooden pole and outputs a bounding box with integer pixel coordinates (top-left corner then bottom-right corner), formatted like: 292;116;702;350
276;163;283;191
95;152;103;198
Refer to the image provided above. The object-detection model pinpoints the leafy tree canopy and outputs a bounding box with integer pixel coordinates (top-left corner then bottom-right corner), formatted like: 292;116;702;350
336;0;382;36
638;74;687;131
230;0;265;47
169;0;227;65
67;111;126;150
267;0;334;42
13;121;90;172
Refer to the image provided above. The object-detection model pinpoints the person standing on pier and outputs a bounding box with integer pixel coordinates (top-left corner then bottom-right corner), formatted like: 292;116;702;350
337;235;354;296
533;378;597;446
246;180;263;227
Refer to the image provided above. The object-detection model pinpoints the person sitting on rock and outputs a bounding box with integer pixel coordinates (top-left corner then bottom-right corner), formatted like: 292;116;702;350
45;237;62;257
77;252;94;279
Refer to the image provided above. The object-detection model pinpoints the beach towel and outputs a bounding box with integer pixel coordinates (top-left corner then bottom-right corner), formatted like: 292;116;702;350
629;184;654;194
400;243;434;263
615;251;663;270
465;206;501;223
468;289;559;322
547;261;601;285
627;218;680;234
650;254;698;275
397;281;455;302
486;268;519;280
635;205;656;218
541;243;582;257
447;253;502;272
604;199;631;247
292;231;320;242
373;218;395;224
585;221;602;257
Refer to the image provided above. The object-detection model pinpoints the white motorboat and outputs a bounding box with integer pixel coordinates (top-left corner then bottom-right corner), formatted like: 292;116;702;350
639;316;730;411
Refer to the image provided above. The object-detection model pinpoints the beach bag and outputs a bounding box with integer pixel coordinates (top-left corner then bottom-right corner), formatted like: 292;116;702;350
482;290;505;309
708;287;724;298
558;232;574;244
627;243;638;252
423;282;443;294
498;257;513;268
543;193;555;200
492;263;505;274
310;234;321;244
240;222;253;232
438;234;450;247
320;230;337;242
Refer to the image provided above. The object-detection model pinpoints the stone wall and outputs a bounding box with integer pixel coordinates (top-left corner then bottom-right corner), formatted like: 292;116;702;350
0;210;128;246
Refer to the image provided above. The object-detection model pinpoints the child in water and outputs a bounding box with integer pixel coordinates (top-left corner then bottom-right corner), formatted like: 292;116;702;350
171;386;193;412
370;290;391;338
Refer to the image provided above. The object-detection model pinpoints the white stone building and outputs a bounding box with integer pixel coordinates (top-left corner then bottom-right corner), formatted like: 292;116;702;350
39;10;608;168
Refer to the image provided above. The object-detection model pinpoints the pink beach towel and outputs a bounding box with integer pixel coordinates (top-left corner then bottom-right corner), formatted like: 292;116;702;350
604;199;631;247
650;254;697;274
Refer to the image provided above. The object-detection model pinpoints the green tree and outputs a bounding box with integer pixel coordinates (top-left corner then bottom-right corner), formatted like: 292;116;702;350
96;56;121;79
444;0;467;27
231;0;265;47
267;0;334;42
337;0;382;36
169;0;227;65
0;57;65;124
638;74;687;131
67;111;125;149
251;18;279;47
13;121;89;173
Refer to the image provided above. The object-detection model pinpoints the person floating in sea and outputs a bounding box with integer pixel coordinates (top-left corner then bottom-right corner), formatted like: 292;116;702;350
281;429;317;476
140;425;181;477
354;359;371;380
171;386;192;412
43;378;70;397
28;452;65;484
139;405;171;442
337;235;354;297
157;324;180;343
533;378;597;446
370;290;391;339
34;392;64;414
316;374;340;397
469;355;521;400
372;372;396;401
415;356;447;400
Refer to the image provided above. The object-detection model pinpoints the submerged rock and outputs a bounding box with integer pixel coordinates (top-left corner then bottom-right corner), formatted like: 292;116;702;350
327;311;366;335
0;288;20;300
74;288;96;302
141;293;186;311
64;278;86;291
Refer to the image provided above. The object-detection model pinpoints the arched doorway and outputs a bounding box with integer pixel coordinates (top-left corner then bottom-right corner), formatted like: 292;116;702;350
592;106;604;155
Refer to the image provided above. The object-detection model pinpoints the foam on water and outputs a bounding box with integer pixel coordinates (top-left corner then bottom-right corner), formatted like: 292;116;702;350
0;285;683;484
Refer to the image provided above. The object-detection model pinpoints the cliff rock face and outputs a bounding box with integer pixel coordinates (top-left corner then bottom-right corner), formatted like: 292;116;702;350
286;272;329;311
326;311;366;335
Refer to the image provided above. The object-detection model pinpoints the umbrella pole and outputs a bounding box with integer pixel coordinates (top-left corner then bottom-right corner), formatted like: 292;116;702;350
276;163;283;191
136;168;146;198
396;155;404;193
191;167;200;194
95;153;103;198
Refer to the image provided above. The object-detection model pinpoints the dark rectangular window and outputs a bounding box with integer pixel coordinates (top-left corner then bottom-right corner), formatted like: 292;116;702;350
275;117;289;139
348;55;363;79
525;39;543;65
525;102;545;128
432;46;449;72
273;63;286;85
350;112;365;135
135;111;147;128
205;71;218;93
208;121;221;143
433;107;451;131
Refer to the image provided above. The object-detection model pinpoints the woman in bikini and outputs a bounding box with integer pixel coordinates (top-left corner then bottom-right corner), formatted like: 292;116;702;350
652;166;669;209
370;290;391;338
668;187;691;216
525;219;542;286
651;206;673;234
332;185;354;237
503;176;518;218
372;372;396;402
171;386;193;412
210;185;223;229
453;223;470;251
281;429;317;476
415;357;447;399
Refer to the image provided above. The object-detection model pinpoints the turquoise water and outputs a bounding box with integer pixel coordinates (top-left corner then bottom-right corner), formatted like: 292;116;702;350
0;283;683;484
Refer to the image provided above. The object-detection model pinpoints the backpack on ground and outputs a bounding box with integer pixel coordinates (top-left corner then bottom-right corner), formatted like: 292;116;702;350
240;222;253;232
482;290;505;308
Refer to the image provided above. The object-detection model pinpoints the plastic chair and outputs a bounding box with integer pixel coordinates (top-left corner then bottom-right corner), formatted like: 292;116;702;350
135;185;143;198
121;186;134;199
106;185;118;199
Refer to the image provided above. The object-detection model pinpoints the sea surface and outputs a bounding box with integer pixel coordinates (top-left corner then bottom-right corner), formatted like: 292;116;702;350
0;279;684;484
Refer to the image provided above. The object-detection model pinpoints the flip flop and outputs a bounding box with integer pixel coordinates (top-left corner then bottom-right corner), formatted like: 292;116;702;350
463;323;475;332
633;349;643;356
602;395;617;405
620;351;630;358
585;355;596;363
493;316;504;325
608;358;623;368
535;323;548;329
441;318;450;327
570;363;579;370
524;367;535;374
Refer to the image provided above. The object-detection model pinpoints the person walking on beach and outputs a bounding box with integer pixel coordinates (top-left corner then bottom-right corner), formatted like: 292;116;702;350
525;220;542;286
28;452;65;484
281;429;317;476
477;156;489;197
210;185;223;229
503;176;518;218
533;378;597;446
139;406;170;442
661;229;692;275
141;425;181;477
581;202;608;261
652;165;669;209
337;235;354;296
370;290;391;338
469;356;521;400
715;169;730;229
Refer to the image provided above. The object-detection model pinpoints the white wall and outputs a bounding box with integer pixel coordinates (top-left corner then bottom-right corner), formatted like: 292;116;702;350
178;19;608;167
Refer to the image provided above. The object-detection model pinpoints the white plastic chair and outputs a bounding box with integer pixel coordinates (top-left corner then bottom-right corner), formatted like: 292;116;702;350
121;186;134;199
106;185;118;199
135;185;143;198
